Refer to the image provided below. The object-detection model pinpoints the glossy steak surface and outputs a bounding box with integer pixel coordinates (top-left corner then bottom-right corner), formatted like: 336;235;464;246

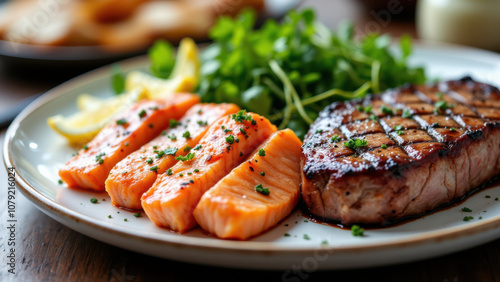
301;77;500;225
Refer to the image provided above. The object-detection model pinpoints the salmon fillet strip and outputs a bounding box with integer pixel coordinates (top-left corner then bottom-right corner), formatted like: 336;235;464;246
194;129;302;240
105;103;240;209
141;111;277;233
59;93;200;191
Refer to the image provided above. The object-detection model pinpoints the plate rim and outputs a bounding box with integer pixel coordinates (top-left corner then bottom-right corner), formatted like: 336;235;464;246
4;42;500;257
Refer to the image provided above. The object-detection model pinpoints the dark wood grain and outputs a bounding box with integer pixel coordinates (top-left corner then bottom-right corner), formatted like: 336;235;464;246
1;0;500;281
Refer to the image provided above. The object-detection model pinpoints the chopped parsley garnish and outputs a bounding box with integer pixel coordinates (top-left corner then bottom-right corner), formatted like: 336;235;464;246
463;216;474;222
393;125;403;131
351;225;364;237
381;144;388;149
194;169;200;173
437;92;444;99
116;118;127;125
303;234;310;240
231;110;253;123
240;128;247;135
461;207;472;212
224;128;232;133
197;109;203;114
193;145;202;150
331;135;340;143
434;100;455;113
197;120;207;126
254;184;270;195
183;131;191;139
124;218;128;222
496;198;499;201
175;152;195;161
284;233;291;237
260;171;265;176
486;195;491;199
95;152;105;164
167;134;177;141
134;213;142;218
162;147;178;157
125;141;129;147
369;114;379;121
161;131;167;136
396;130;404;135
58;179;63;185
166;169;173;175
381;105;393;115
153;145;158;149
179;173;184;177
225;135;235;144
450;127;456;132
169;119;179;128
184;146;192;152
344;138;368;149
83;144;89;150
146;158;153;164
90;197;98;204
221;125;225;129
150;165;159;172
402;109;413;118
138;109;147;118
315;129;323;134
108;215;112;218
258;149;266;156
187;172;192;175
148;123;154;128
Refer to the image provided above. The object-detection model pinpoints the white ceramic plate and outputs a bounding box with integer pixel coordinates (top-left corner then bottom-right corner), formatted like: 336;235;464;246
4;42;500;271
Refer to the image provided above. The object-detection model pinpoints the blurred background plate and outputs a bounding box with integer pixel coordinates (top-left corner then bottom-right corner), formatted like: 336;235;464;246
0;0;301;72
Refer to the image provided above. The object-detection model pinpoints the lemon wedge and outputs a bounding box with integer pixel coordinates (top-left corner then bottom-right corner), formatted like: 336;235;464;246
48;88;144;145
126;37;200;99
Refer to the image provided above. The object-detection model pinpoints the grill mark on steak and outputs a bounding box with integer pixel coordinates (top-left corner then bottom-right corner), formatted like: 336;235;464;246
301;77;500;225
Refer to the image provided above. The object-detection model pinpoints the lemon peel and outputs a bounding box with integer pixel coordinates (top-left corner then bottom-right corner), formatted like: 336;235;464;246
126;37;200;99
48;88;144;145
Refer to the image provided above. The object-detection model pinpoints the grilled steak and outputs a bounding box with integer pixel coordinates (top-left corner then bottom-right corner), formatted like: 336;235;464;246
301;77;500;225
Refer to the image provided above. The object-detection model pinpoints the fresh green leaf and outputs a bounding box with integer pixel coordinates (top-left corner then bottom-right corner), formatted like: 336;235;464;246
400;34;412;60
111;65;125;95
148;40;175;79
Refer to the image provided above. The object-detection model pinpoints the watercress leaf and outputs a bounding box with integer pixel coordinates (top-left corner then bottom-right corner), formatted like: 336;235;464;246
148;40;175;79
400;34;412;59
241;85;272;115
111;65;125;95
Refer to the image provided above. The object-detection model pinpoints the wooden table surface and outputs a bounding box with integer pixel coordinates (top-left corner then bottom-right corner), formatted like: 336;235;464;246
1;1;500;281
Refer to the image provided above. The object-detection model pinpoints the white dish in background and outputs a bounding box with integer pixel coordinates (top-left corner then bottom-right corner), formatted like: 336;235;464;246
4;42;500;270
